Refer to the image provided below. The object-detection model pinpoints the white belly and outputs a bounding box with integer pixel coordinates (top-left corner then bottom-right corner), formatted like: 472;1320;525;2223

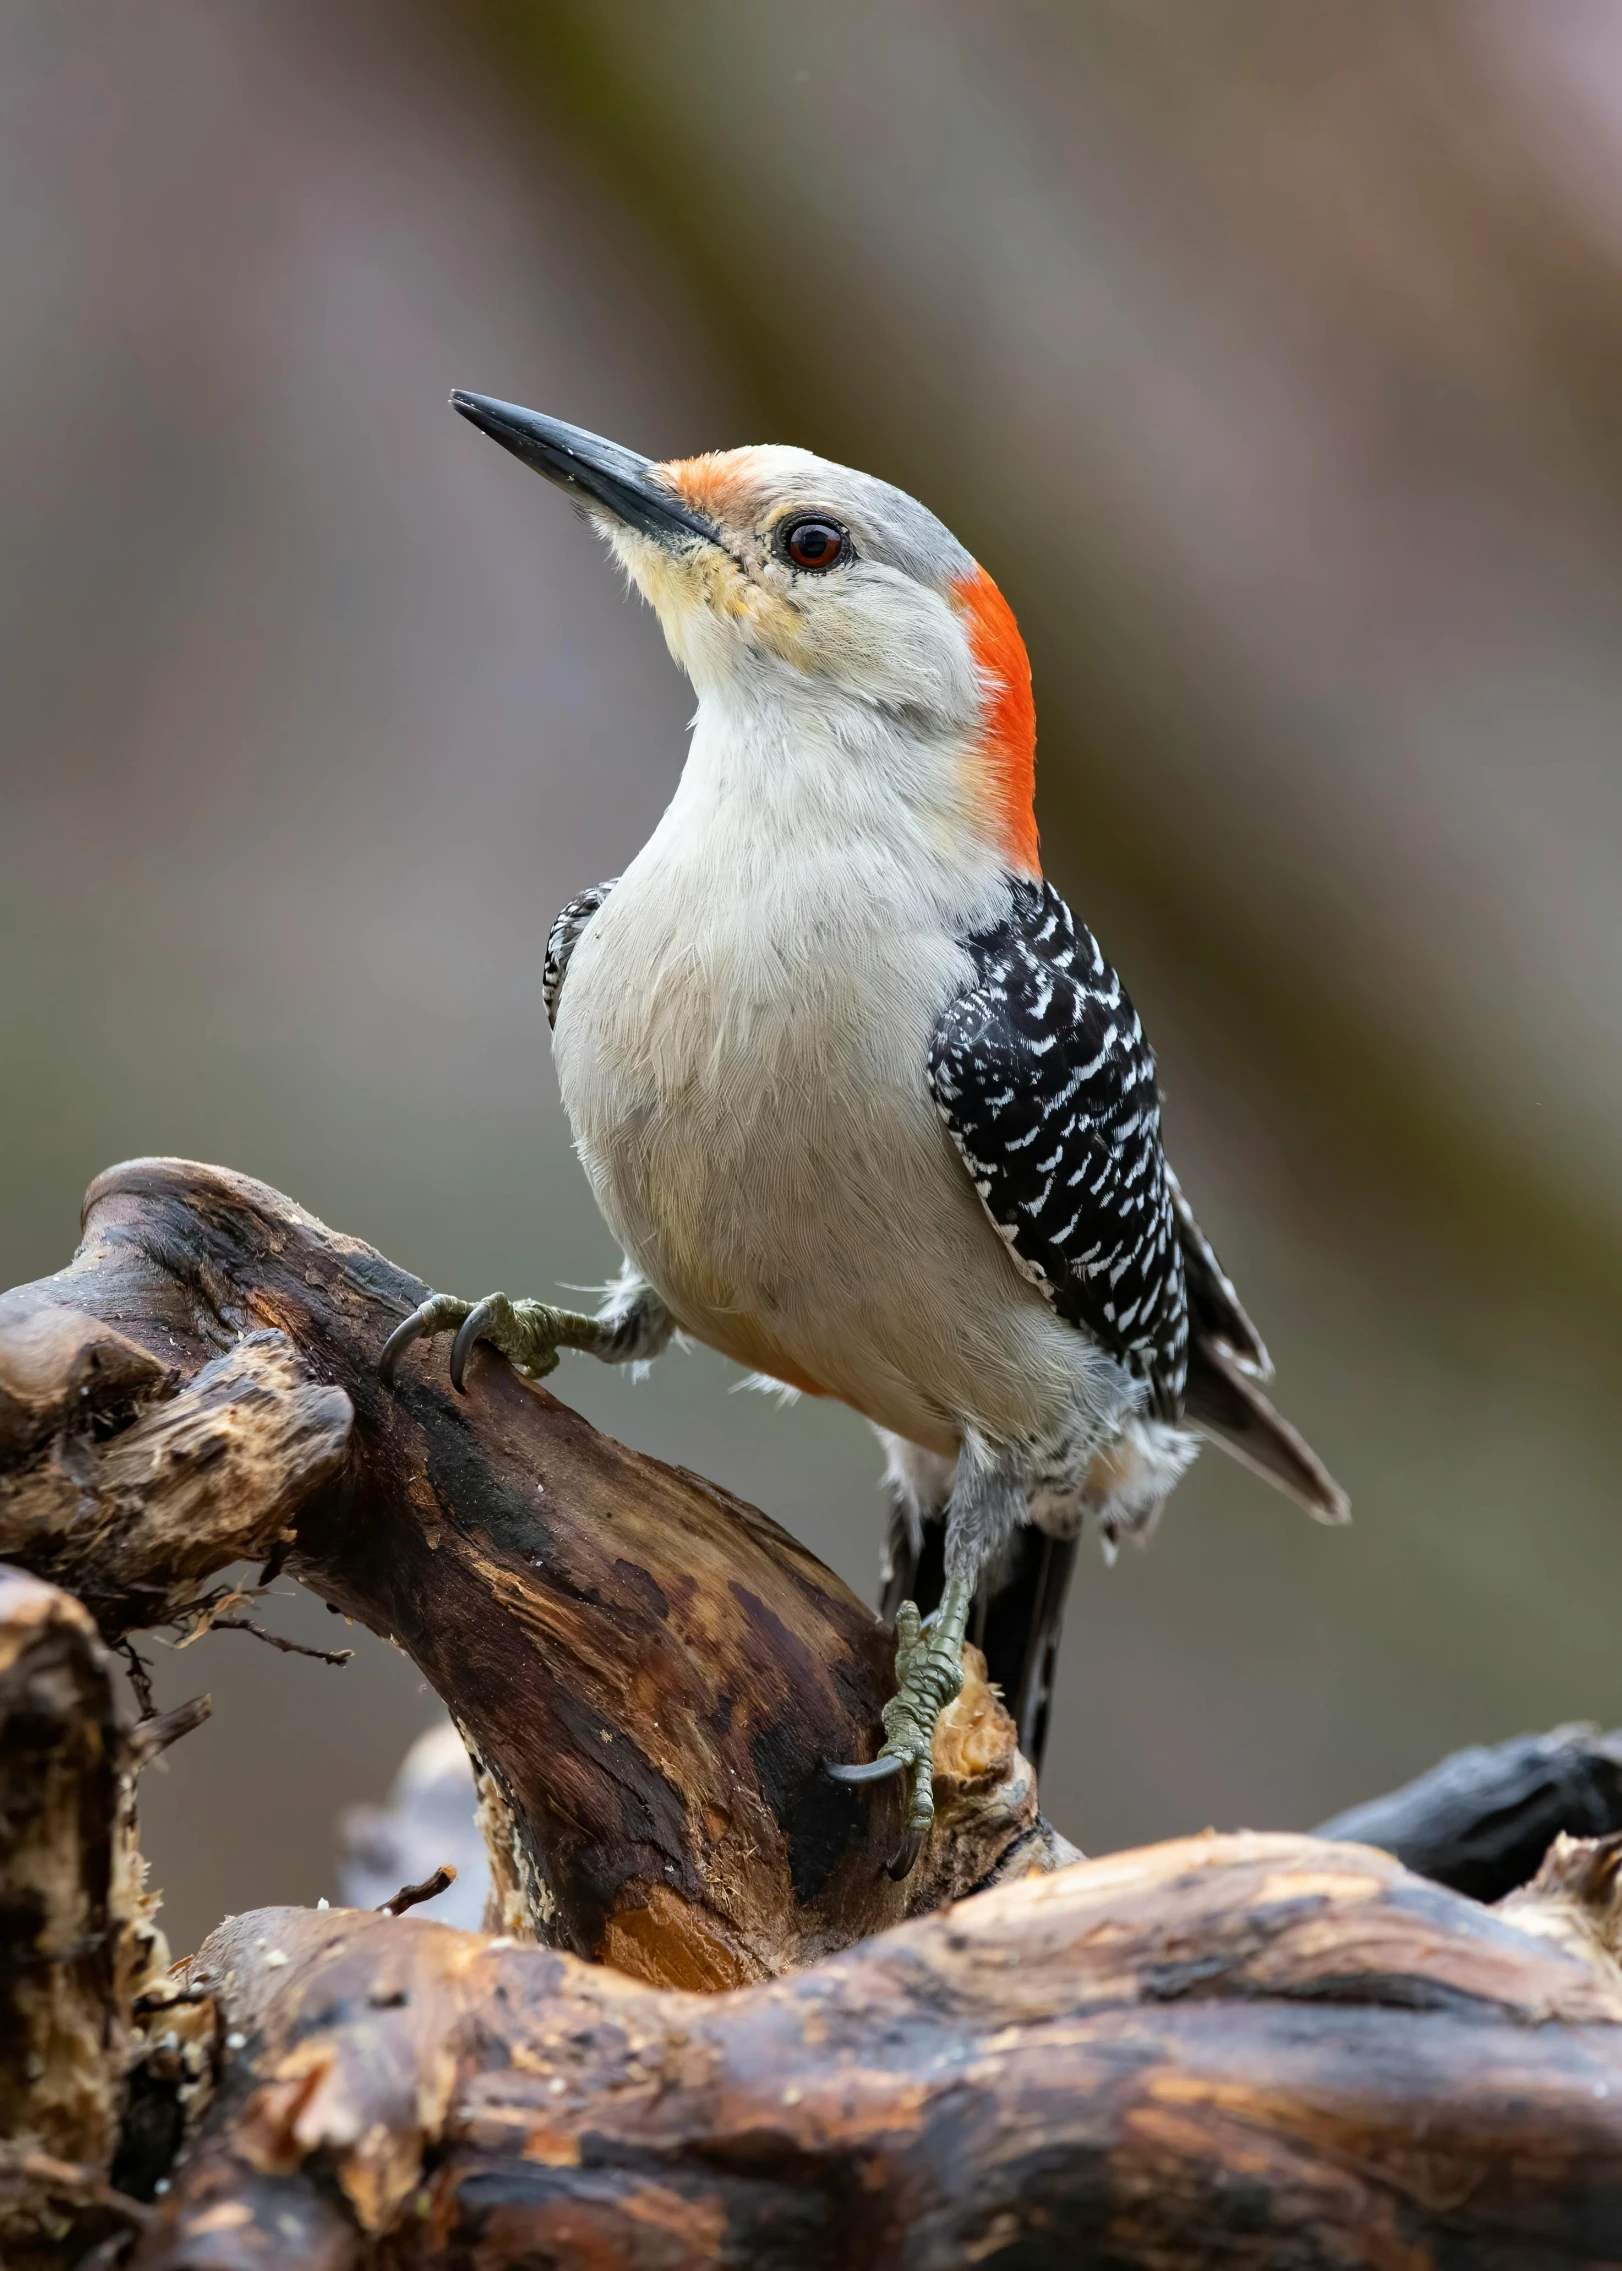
550;830;1122;1461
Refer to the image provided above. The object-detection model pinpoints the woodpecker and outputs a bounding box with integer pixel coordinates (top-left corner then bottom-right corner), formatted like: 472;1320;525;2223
381;392;1348;1874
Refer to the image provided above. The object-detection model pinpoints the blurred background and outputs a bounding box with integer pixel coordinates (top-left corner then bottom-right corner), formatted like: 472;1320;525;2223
3;0;1621;1955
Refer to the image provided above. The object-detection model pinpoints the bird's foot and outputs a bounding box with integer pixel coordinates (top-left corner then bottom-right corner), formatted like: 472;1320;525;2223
378;1290;602;1393
828;1576;974;1879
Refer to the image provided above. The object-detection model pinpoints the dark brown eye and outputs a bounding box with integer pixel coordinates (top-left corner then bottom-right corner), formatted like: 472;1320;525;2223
779;514;849;572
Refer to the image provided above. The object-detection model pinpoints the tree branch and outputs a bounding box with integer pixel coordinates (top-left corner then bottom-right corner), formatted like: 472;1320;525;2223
0;1160;1063;1986
9;1162;1622;2268
132;1835;1622;2270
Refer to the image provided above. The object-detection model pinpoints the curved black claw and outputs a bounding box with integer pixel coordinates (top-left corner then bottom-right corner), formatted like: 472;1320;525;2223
379;1304;446;1388
450;1296;505;1396
825;1752;908;1785
886;1819;926;1882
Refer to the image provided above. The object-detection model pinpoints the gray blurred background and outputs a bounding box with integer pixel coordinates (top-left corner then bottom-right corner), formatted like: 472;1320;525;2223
3;0;1620;1956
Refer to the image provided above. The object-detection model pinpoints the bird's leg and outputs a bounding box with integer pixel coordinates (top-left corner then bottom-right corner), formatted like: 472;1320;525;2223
830;1435;1026;1878
378;1263;674;1394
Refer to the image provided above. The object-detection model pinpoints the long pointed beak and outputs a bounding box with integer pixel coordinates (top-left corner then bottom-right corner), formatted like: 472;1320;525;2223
451;392;716;547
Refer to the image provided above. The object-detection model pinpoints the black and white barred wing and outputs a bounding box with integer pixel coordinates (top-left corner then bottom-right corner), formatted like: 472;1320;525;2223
543;879;617;1031
928;879;1189;1417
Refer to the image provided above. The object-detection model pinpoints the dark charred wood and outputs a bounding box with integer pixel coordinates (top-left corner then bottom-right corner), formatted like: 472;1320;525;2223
1319;1725;1622;1902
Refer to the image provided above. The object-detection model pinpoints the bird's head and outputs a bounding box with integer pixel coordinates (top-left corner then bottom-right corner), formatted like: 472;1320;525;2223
453;392;1039;876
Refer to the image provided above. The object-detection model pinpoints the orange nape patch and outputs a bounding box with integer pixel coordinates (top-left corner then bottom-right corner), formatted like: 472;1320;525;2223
955;566;1040;878
662;447;762;523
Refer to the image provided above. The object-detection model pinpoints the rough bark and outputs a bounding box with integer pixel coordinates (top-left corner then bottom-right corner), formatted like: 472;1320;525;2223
0;1160;1062;1990
0;1568;191;2268
7;1161;1622;2269
0;1567;126;2263
0;1332;351;1644
133;1835;1622;2271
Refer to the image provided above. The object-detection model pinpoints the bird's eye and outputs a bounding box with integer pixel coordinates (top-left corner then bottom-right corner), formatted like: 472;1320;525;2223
778;514;849;572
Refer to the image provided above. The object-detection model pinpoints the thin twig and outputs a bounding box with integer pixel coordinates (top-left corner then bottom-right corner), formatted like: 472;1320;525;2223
209;1615;353;1667
378;1861;458;1917
169;1577;285;1645
127;1691;212;1766
115;1637;155;1718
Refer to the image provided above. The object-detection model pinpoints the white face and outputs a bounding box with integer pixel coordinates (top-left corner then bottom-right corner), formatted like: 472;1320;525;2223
448;396;1040;875
597;444;985;737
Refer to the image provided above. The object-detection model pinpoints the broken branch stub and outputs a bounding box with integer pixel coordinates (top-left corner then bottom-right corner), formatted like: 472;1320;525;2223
0;1160;1060;1985
0;1333;352;1640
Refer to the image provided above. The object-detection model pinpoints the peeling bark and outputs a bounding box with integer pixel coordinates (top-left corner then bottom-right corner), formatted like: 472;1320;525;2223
0;1334;352;1643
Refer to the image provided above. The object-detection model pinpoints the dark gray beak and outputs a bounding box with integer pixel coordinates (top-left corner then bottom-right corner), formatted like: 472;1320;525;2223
451;392;717;547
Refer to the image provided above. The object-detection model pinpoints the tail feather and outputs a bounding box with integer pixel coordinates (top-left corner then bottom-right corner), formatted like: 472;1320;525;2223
980;1527;1079;1771
1184;1336;1349;1523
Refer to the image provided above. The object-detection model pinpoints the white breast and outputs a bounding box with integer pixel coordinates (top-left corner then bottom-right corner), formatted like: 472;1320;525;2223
550;697;1121;1459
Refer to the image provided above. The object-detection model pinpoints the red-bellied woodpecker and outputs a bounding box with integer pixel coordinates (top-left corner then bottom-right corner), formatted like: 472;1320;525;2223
380;392;1348;1874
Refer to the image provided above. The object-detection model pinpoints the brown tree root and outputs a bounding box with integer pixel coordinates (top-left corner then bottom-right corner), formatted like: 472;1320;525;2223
7;1161;1622;2269
134;1833;1622;2270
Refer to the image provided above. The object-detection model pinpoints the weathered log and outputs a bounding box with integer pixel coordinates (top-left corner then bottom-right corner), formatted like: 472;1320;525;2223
0;1160;1063;1990
10;1162;1622;2268
0;1566;128;2265
0;1568;193;2267
130;1834;1622;2271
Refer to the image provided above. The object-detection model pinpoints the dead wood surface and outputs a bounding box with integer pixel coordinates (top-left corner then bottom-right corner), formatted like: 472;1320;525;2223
0;1567;189;2266
0;1567;126;2264
0;1159;1058;1991
131;1834;1622;2271
9;1162;1622;2268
